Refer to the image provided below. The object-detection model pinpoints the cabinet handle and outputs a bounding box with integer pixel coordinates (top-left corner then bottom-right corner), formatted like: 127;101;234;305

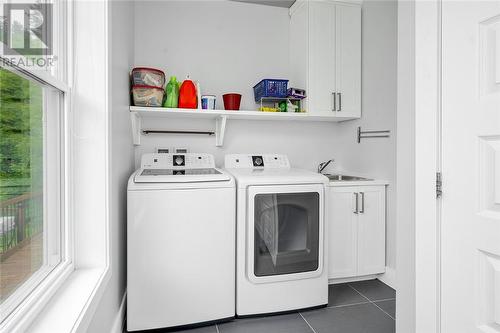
354;192;359;214
359;192;365;214
337;93;342;111
332;92;336;112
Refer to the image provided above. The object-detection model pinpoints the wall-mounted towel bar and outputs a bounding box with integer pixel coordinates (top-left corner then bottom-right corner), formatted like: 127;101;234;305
142;130;215;136
357;126;391;143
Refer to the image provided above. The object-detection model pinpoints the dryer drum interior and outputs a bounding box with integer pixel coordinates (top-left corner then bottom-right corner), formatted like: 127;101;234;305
253;191;320;277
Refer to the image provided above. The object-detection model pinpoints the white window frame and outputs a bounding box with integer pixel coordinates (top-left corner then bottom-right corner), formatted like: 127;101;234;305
11;0;112;331
0;67;69;322
0;0;73;330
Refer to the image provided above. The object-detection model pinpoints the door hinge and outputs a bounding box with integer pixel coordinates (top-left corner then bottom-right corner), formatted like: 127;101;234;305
436;172;442;198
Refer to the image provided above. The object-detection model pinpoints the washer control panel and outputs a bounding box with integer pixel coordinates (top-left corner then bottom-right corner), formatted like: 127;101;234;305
224;154;290;169
141;153;216;169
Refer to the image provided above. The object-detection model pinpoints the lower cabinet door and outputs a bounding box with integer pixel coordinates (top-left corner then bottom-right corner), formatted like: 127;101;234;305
328;187;358;279
357;186;386;276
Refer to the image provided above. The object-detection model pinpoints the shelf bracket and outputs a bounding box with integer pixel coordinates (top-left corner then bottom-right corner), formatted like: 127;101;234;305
130;112;141;145
215;116;227;147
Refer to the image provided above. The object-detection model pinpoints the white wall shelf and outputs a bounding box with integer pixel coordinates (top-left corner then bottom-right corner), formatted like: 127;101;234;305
130;106;354;146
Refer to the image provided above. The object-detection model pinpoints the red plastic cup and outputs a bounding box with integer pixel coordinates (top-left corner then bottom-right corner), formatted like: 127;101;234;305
223;93;242;110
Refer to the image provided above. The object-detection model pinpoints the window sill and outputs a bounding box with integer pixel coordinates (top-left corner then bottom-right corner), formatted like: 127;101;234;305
24;267;110;333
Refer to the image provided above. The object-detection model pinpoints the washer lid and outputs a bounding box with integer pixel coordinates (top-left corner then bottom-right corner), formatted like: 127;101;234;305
134;168;232;183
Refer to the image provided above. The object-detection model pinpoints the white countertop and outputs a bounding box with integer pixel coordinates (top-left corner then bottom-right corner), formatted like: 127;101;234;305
329;179;389;187
325;172;390;187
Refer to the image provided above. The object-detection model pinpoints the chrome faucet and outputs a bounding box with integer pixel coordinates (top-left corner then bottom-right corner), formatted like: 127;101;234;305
318;159;334;174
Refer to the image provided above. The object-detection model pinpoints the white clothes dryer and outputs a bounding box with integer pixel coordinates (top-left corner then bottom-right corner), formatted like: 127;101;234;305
225;154;329;316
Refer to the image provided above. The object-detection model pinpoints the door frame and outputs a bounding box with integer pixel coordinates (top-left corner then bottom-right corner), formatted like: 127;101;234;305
397;1;442;333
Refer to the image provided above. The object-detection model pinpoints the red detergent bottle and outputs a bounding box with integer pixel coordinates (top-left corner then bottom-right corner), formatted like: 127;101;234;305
178;75;197;109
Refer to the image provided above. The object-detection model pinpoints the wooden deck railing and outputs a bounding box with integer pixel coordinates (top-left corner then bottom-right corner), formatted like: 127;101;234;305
0;192;43;258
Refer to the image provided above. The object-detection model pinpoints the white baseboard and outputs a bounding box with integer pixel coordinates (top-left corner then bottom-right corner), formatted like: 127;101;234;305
377;266;396;289
111;291;126;333
328;267;396;290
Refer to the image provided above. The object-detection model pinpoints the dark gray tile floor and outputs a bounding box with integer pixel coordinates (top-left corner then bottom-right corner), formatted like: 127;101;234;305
374;300;396;319
133;279;395;333
348;279;396;302
218;313;312;333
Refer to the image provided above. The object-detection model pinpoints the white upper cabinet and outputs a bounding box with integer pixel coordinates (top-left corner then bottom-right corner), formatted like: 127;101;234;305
334;4;362;117
290;0;362;119
308;1;335;114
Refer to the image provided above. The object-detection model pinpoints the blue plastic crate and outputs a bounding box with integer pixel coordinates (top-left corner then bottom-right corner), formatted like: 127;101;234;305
253;79;289;102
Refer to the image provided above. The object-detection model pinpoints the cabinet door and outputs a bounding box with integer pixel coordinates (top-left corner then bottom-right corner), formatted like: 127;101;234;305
328;187;358;279
357;186;386;276
308;1;336;115
335;4;361;118
289;0;308;107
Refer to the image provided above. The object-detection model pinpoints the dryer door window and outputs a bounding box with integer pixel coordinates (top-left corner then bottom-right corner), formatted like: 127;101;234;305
253;192;319;277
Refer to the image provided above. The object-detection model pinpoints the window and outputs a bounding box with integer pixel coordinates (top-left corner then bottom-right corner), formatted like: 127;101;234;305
0;0;69;325
0;65;65;321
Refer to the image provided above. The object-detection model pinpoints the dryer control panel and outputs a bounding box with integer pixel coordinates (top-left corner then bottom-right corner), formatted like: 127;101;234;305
224;154;290;169
141;153;216;169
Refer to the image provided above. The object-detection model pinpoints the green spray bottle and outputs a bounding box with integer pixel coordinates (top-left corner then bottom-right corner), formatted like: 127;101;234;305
163;76;180;108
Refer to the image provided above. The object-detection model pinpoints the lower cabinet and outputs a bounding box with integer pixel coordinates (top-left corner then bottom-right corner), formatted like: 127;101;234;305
328;185;386;279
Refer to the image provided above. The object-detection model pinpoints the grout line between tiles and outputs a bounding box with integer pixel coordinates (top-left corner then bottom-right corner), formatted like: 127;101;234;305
299;312;318;333
326;300;370;309
371;301;396;321
348;284;395;321
347;284;375;302
371;297;396;302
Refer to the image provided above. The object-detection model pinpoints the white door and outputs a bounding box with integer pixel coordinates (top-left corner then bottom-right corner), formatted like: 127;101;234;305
328;187;358;279
308;1;335;115
335;4;361;118
246;184;325;284
441;1;500;332
357;186;386;276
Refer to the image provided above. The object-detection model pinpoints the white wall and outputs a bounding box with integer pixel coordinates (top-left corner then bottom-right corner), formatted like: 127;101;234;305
134;0;290;111
133;0;397;276
133;0;343;170
330;0;398;278
86;1;135;332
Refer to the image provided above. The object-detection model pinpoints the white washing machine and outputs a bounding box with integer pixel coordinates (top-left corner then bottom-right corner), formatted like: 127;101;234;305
225;154;329;316
127;153;235;332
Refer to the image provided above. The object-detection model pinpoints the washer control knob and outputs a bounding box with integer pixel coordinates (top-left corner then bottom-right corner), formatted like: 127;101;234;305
173;155;185;166
252;156;264;167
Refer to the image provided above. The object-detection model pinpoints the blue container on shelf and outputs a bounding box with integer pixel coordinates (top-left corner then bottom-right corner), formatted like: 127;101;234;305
253;79;289;102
